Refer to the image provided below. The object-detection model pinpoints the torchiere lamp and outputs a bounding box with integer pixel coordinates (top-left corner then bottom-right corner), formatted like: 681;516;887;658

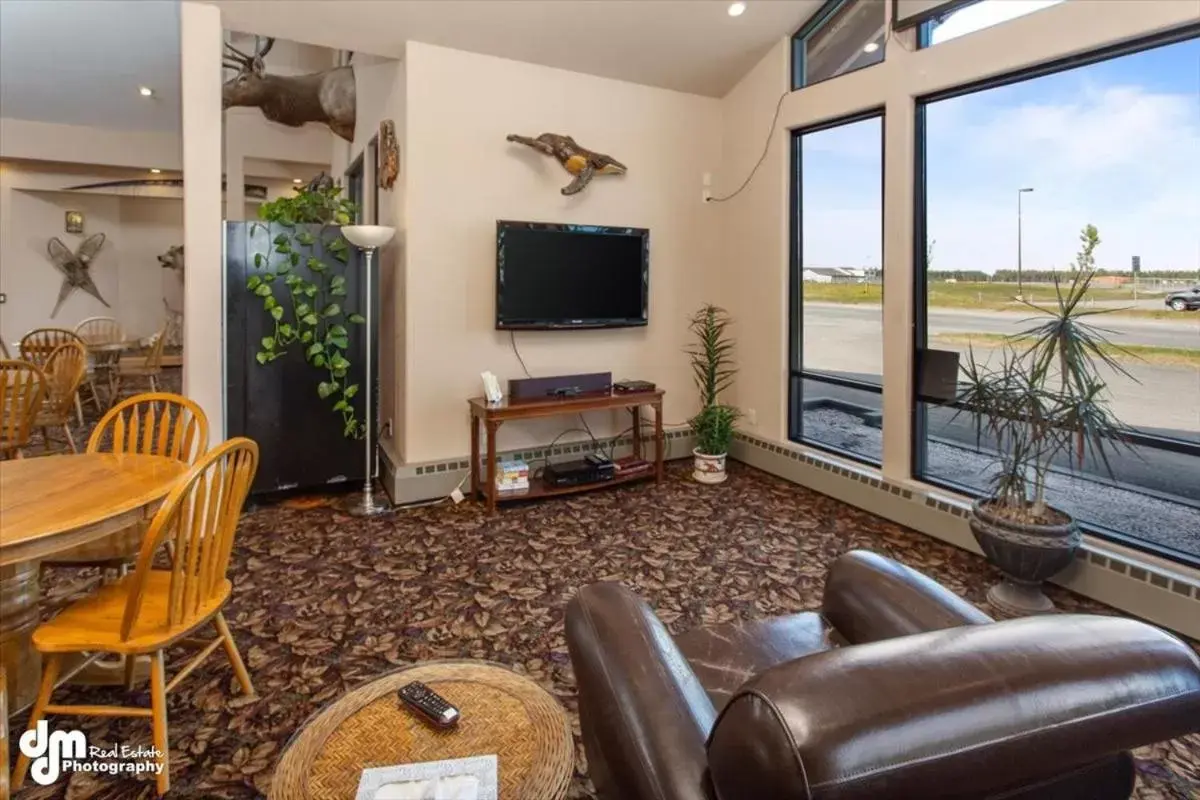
341;225;396;516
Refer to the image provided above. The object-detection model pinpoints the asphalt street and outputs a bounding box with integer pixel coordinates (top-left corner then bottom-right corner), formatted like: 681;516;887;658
801;303;1199;438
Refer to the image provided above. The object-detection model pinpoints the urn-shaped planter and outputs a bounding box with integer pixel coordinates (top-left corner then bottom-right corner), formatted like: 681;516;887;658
969;498;1081;615
692;449;728;484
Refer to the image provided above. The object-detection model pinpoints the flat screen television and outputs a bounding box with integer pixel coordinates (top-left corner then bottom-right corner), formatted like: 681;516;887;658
496;220;649;329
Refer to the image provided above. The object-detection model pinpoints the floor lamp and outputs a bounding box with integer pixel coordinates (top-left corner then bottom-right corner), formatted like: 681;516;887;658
341;224;396;516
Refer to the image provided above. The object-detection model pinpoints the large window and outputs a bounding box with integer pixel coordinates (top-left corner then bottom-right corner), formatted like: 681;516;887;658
920;0;1063;47
792;0;885;89
915;32;1200;565
790;113;884;464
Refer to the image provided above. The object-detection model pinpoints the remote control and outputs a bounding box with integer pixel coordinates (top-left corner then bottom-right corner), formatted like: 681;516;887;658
398;681;460;728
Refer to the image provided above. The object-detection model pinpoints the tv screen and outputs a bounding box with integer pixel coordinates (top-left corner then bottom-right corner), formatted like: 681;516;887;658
496;220;649;329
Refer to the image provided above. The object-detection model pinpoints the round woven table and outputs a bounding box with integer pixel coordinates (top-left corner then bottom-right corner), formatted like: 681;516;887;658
271;661;574;800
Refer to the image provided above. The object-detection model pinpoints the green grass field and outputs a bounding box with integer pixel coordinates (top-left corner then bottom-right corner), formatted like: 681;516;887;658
803;281;1182;320
931;332;1200;368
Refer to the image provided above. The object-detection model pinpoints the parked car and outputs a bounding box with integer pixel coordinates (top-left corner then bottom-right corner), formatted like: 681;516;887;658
1164;286;1200;311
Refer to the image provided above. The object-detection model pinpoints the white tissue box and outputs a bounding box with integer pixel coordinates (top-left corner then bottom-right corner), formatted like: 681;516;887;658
355;755;498;800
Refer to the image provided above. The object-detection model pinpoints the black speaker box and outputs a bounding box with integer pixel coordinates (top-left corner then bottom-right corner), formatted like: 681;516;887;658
508;372;612;402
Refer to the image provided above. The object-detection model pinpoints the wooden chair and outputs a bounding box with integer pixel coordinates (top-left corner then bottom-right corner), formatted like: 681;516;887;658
75;316;124;345
0;339;11;359
75;316;125;413
1;666;8;800
18;327;82;366
0;360;46;460
21;328;89;424
113;323;168;398
33;342;88;454
14;438;260;797
43;393;209;571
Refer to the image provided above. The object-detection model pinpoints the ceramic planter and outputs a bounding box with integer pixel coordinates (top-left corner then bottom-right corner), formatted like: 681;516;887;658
692;449;728;485
969;498;1081;615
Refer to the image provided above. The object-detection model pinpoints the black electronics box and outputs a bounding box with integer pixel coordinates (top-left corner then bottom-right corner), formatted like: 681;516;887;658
509;372;612;402
544;459;615;488
614;379;656;394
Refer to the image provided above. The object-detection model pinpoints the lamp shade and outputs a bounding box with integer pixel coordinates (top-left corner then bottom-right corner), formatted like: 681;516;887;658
341;225;396;249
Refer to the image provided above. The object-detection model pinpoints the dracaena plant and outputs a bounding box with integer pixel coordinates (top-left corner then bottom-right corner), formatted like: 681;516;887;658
686;304;739;455
956;224;1134;524
247;183;366;438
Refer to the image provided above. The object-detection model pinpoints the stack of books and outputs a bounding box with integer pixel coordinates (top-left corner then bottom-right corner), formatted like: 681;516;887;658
613;456;652;476
495;459;530;494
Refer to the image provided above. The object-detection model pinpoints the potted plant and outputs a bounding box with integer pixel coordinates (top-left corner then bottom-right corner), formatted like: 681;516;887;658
687;304;739;484
957;225;1132;614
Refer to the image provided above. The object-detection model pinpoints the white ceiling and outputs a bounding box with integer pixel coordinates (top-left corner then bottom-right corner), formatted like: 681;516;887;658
0;0;183;132
0;0;818;136
213;0;819;97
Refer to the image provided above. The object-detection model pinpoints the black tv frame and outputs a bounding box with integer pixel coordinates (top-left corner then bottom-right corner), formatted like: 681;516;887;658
495;219;650;330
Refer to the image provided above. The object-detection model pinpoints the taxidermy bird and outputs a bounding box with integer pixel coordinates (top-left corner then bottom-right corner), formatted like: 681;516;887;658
46;233;109;318
506;133;627;195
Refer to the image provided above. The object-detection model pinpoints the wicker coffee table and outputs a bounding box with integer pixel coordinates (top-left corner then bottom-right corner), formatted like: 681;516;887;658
271;661;573;800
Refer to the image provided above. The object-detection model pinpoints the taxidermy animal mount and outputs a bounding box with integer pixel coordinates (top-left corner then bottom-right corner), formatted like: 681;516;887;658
506;133;626;195
223;35;356;142
47;233;108;317
158;244;185;280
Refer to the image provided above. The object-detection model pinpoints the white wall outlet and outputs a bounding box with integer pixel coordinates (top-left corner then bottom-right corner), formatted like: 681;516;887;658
702;172;712;187
702;172;713;202
745;408;757;427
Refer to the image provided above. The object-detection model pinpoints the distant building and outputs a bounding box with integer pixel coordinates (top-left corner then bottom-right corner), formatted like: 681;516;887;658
802;267;867;284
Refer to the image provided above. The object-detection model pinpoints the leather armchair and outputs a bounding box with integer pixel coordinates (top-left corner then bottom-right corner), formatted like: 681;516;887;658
565;550;1200;800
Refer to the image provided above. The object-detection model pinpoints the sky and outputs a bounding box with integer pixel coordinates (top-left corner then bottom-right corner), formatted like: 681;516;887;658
801;1;1200;275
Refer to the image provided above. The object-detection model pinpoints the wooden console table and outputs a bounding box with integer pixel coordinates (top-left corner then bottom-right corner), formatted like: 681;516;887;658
468;390;664;513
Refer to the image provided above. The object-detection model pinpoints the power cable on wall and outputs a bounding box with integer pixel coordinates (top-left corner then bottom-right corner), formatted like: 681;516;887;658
510;330;533;378
705;89;788;204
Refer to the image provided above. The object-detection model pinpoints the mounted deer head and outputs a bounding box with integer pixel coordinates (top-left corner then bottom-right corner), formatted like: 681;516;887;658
222;35;356;142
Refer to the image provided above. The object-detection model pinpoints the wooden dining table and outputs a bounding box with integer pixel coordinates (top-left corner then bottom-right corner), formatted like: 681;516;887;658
0;453;188;711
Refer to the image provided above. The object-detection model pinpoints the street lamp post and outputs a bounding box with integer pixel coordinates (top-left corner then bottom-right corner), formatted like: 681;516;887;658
1017;187;1034;299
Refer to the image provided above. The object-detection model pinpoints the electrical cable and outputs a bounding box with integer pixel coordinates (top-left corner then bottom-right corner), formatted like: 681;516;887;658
394;473;470;510
509;330;532;378
706;89;788;204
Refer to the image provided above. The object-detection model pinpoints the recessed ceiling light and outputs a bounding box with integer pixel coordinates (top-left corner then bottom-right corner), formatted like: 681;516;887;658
139;86;154;97
150;168;162;174
863;41;880;53
727;2;746;17
293;178;303;184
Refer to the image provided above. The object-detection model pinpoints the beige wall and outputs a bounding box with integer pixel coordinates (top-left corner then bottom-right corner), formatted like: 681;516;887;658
0;162;186;345
400;42;722;464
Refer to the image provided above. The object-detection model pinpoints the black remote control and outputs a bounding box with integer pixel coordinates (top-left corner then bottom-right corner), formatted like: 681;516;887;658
398;681;460;728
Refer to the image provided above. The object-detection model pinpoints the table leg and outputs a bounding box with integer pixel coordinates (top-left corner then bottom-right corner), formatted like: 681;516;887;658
655;401;664;484
485;420;500;514
470;414;481;500
631;408;643;460
1;562;41;712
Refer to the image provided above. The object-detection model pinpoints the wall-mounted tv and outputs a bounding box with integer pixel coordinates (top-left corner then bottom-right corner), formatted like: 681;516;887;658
496;220;649;330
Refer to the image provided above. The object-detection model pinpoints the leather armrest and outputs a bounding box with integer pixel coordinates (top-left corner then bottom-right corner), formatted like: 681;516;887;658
707;614;1200;800
565;582;716;800
822;549;992;644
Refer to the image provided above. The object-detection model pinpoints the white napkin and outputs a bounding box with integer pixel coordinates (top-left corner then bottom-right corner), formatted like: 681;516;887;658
373;775;480;800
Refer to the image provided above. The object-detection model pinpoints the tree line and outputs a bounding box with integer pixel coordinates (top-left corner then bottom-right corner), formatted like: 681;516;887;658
929;269;1197;283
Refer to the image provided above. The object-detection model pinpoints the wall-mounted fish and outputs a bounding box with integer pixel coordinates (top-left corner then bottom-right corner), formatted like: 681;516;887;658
506;133;627;195
47;233;109;317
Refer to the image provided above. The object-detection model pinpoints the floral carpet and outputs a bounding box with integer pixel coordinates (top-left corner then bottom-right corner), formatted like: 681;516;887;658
16;460;1200;799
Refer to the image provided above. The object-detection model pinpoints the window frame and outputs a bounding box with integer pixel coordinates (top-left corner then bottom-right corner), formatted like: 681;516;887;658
789;108;886;466
791;0;886;90
910;23;1200;567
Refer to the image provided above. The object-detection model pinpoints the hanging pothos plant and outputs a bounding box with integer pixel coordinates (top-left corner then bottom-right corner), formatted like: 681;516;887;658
247;184;366;438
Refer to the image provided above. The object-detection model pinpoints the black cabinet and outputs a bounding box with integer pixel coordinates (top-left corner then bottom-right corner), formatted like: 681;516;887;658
224;221;376;495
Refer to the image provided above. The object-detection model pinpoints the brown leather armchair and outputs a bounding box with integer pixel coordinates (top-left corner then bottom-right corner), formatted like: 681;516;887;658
565;550;1200;800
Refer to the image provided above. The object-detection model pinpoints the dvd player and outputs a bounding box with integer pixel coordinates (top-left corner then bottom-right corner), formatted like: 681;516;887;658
543;459;615;488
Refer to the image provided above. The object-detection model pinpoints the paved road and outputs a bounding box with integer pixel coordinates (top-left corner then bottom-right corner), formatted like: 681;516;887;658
805;302;1200;349
802;303;1199;438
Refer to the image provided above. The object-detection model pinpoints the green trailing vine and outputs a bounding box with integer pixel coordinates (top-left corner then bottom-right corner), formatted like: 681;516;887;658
247;184;367;438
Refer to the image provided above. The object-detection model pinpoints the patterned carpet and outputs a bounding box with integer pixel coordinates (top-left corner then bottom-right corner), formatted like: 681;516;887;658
15;459;1200;799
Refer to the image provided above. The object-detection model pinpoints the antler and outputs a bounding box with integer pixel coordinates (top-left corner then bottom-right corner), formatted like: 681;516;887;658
254;36;275;59
222;35;274;69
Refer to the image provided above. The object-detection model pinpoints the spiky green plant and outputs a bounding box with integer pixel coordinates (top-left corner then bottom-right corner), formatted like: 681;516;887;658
956;224;1135;523
686;304;739;455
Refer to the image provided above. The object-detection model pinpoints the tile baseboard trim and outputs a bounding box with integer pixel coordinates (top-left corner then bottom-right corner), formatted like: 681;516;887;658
379;427;696;506
731;432;1200;640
